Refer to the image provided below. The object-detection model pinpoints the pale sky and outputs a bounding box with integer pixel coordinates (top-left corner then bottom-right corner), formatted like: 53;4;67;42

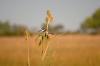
0;0;100;31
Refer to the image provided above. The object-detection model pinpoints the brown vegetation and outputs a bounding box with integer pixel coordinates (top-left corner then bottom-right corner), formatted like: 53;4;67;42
0;35;100;66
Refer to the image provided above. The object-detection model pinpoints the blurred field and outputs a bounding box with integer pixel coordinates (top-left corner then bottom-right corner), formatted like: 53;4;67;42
0;35;100;66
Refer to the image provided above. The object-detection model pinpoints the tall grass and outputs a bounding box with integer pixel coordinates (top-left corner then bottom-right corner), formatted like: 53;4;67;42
36;10;54;61
0;35;100;66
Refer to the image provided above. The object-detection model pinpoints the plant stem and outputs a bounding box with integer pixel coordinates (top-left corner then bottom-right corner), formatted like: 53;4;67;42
42;43;49;61
27;42;30;66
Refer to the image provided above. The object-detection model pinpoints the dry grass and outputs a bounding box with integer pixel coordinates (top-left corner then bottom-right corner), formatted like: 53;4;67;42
0;35;100;66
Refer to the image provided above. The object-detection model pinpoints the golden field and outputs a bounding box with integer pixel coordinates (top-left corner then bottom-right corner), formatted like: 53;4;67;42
0;35;100;66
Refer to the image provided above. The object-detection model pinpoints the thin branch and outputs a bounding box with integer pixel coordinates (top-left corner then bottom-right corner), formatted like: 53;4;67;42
27;42;31;66
25;30;31;66
42;43;49;61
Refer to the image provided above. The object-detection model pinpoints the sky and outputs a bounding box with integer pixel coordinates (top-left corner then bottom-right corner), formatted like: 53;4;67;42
0;0;100;31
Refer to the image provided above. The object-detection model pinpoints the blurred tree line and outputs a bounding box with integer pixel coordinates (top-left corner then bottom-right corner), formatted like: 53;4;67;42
0;20;30;36
80;8;100;34
0;20;64;36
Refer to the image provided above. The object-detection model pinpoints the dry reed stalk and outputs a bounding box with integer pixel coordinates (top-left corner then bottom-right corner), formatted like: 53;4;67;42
25;30;31;66
42;42;49;61
41;10;54;61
